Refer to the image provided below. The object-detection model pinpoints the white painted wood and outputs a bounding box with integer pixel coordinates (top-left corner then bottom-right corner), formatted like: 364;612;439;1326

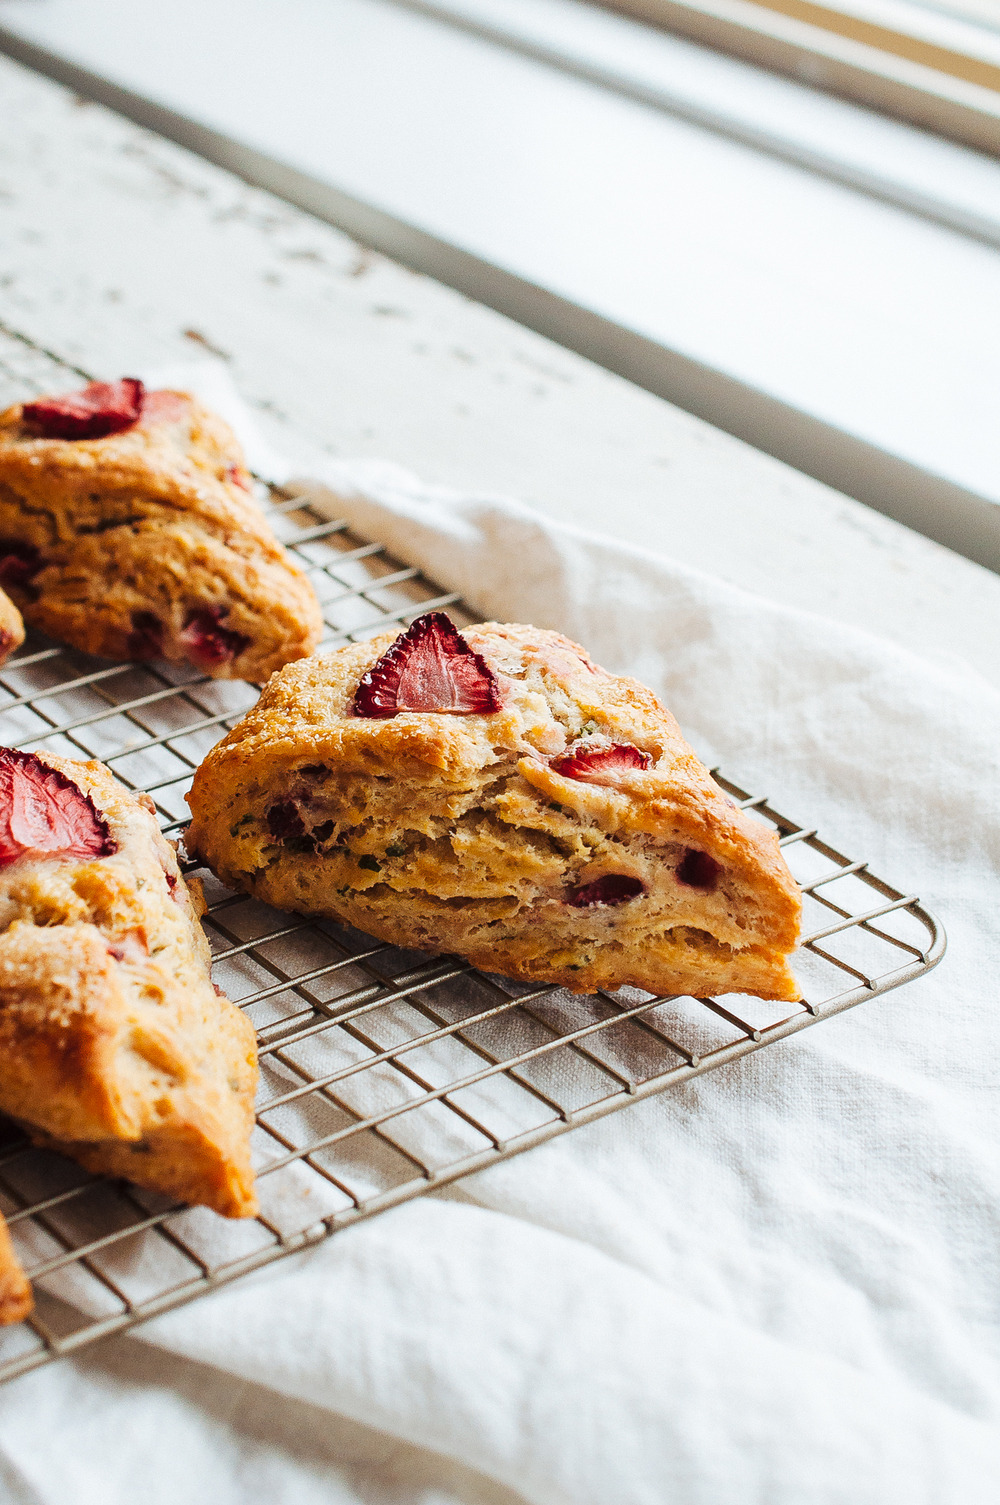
1;0;999;535
1;54;999;690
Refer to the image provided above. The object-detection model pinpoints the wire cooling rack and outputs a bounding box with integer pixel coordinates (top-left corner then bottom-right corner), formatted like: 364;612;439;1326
0;320;945;1383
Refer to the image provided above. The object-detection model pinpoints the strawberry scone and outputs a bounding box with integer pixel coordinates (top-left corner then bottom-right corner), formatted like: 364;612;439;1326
0;747;259;1249
187;614;801;1000
0;378;322;680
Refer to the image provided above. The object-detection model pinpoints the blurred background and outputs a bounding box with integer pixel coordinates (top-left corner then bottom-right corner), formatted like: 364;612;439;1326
1;0;998;568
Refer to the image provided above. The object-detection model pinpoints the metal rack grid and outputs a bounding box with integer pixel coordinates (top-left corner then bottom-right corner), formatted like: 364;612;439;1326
0;322;945;1384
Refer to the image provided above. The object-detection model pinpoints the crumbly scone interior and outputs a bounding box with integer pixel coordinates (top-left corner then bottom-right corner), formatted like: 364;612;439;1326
0;756;258;1218
188;623;801;1000
0;392;322;680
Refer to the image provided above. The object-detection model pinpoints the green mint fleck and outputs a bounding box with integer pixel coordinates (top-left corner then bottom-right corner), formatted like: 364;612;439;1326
385;843;407;858
358;855;382;872
230;812;254;835
580;720;599;736
337;884;354;895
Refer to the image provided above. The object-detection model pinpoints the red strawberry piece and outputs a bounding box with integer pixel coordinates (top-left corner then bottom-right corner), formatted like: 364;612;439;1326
566;874;644;907
352;612;502;718
0;540;42;596
551;741;651;785
139;390;187;424
126;610;164;660
179;606;250;670
266;801;305;840
676;848;720;891
0;749;115;867
23;379;144;440
224;463;251;491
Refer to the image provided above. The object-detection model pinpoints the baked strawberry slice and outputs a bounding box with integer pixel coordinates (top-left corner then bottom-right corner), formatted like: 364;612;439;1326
551;740;651;785
566;874;645;907
353;612;502;718
126;610;164;660
180;607;251;670
22;379;145;440
0;541;42;593
676;849;720;891
224;463;252;491
0;748;114;867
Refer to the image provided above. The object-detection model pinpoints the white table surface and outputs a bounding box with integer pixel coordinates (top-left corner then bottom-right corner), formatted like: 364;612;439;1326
1;48;998;694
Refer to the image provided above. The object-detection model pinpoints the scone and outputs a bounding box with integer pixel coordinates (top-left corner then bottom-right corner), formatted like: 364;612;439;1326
0;378;323;680
0;583;24;667
187;614;801;1000
0;747;259;1235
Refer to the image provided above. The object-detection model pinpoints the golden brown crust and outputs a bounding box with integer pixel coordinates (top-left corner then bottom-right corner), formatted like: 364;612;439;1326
187;621;801;1000
0;1214;31;1327
0;755;259;1219
0;390;322;680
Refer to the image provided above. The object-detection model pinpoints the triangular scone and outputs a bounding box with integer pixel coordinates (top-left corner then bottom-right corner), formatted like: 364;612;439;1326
0;383;322;680
187;617;801;1001
0;585;24;668
0;749;258;1218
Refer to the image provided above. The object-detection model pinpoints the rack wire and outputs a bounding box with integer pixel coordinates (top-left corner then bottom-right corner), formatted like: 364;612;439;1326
0;321;945;1383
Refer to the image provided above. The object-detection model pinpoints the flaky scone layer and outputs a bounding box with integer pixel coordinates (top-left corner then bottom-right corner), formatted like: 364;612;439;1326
187;622;801;1001
0;390;322;680
0;755;258;1218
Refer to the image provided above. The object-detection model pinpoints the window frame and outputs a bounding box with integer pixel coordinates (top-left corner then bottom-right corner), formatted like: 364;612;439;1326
598;0;1000;153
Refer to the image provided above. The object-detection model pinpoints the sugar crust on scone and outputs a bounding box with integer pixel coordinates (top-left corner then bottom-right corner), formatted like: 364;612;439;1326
187;622;801;1001
0;390;322;680
0;753;259;1224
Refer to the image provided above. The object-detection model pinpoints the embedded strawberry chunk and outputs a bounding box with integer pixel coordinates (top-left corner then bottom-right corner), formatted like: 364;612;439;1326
224;463;252;491
0;541;42;595
352;612;502;718
138;390;187;424
126;610;163;660
0;749;115;867
23;379;144;440
266;801;305;841
179;606;250;670
677;849;720;891
551;741;651;785
566;874;644;907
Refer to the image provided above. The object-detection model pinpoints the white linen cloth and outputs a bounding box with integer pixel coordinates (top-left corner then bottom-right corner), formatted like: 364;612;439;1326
0;365;997;1504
